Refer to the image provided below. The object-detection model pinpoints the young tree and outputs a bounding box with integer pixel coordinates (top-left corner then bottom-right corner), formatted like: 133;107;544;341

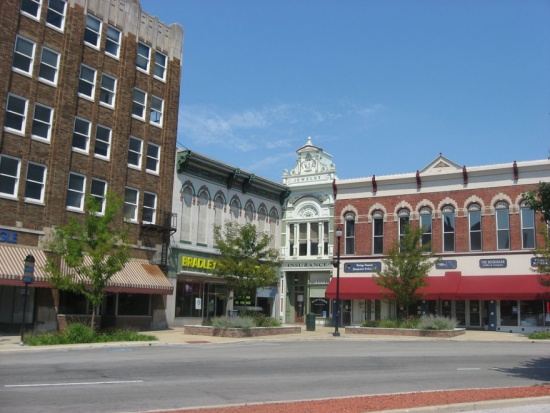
213;221;280;313
44;193;130;330
374;225;439;318
523;182;550;285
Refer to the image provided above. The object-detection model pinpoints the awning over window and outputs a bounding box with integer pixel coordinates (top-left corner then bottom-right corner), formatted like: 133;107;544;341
325;272;550;301
0;245;173;295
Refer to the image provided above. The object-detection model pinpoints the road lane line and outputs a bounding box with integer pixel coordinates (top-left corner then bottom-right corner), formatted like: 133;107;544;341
5;380;143;388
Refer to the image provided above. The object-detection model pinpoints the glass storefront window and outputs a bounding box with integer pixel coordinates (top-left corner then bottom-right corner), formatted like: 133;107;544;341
456;301;466;326
175;281;204;317
118;293;150;316
501;300;518;326
520;300;543;327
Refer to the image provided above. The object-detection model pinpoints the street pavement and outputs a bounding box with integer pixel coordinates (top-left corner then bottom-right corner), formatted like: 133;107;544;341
1;326;550;413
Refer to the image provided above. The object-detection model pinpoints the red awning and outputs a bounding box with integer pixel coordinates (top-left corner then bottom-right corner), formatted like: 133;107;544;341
325;272;550;301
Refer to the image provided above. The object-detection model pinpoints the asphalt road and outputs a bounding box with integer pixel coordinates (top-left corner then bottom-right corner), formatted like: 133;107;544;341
1;340;550;413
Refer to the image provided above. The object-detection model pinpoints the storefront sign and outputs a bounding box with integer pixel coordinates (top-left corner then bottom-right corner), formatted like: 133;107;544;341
344;262;381;273
0;230;18;244
182;256;217;270
479;259;507;268
532;258;549;267
436;260;457;270
281;261;332;269
256;286;277;298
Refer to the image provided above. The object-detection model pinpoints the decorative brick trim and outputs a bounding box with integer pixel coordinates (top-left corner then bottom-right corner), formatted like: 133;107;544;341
184;325;301;337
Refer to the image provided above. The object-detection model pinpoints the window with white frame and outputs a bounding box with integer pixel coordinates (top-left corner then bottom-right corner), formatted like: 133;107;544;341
4;94;28;133
420;207;432;252
495;201;510;250
78;64;96;99
154;51;167;80
197;191;208;244
105;25;121;58
372;210;384;255
345;212;355;255
136;42;151;72
66;172;86;210
123;187;139;222
72;117;91;152
146;142;160;173
0;155;21;198
468;203;482;251
24;162;47;202
398;208;410;252
94;125;111;159
180;186;193;241
127;136;142;168
288;224;295;256
99;73;116;107
31;103;53;141
20;0;41;19
13;36;35;75
310;222;319;255
132;88;146;119
90;178;107;214
46;0;66;30
142;192;157;224
150;96;163;126
84;14;102;48
442;205;455;252
269;209;278;248
38;47;60;85
521;201;536;249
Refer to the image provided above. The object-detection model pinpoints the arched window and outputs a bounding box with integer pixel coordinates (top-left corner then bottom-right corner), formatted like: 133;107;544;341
269;209;278;248
520;201;536;249
372;210;384;255
245;201;254;222
442;205;455;252
197;191;208;244
419;207;432;252
344;212;355;255
495;201;510;250
180;186;193;241
214;194;225;230
468;203;482;251
398;208;410;251
258;205;267;233
230;197;240;221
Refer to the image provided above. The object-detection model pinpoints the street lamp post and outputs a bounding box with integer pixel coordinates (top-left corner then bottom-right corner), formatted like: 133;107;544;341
332;226;342;337
20;254;35;346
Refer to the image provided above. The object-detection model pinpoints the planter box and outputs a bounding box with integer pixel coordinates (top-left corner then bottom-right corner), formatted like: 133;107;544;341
184;325;301;338
345;326;466;338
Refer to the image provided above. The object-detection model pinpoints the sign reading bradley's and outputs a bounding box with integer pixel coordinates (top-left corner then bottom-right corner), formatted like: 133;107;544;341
182;256;217;270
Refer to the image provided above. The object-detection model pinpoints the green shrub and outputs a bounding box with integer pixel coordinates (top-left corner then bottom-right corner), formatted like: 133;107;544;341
378;319;401;328
417;315;457;330
64;322;95;343
528;331;550;340
360;320;379;327
211;315;256;329
400;316;420;329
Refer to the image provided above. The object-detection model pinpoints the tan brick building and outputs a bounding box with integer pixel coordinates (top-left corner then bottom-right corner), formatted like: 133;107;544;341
329;155;550;333
0;0;182;333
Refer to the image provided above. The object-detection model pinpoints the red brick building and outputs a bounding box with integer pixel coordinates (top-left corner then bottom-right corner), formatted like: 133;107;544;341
0;0;182;333
328;155;550;333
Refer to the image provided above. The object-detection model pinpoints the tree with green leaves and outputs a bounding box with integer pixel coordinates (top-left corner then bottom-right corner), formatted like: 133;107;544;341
523;181;550;285
44;193;131;330
213;221;280;313
374;224;439;318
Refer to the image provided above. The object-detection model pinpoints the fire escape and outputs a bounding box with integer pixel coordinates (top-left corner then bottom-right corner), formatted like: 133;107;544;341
140;210;177;270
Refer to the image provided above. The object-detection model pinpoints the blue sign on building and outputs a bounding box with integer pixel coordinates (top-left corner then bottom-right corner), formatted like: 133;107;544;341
344;262;382;273
531;257;549;267
480;259;507;268
436;260;458;270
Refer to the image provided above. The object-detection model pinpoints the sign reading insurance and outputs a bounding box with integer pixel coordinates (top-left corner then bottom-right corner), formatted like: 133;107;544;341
344;262;381;273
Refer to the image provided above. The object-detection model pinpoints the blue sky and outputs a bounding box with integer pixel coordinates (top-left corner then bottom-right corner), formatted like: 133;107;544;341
141;0;550;183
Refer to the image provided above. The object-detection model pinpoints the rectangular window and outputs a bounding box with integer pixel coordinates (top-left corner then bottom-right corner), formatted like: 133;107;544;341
345;219;355;255
25;162;47;202
310;223;319;256
99;74;116;107
289;224;295;256
90;178;107;214
142;192;157;224
84;14;102;48
13;35;35;75
442;210;455;252
127;136;142;168
150;96;164;126
21;0;41;19
66;172;86;210
373;216;384;254
31;103;53;141
398;212;409;252
521;206;536;249
105;25;121;58
78;64;96;99
72;117;91;152
153;51;167;80
38;47;60;85
4;94;28;133
136;42;151;72
496;207;510;250
124;187;139;222
146;142;160;173
46;0;66;30
132;88;146;119
0;155;21;198
469;210;482;251
94;125;111;159
420;214;432;252
298;223;307;256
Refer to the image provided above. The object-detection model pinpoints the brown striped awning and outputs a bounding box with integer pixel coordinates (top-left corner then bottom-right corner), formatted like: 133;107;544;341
0;246;51;288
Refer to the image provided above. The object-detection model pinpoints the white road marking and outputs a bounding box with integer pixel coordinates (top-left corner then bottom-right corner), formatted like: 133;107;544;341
457;368;481;370
5;380;143;388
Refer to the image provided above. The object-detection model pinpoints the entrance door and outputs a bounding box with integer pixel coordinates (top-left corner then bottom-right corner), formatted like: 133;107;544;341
295;293;304;322
342;300;352;326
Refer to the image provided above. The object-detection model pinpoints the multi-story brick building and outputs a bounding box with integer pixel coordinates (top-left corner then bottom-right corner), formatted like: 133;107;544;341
328;155;550;333
0;0;182;332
